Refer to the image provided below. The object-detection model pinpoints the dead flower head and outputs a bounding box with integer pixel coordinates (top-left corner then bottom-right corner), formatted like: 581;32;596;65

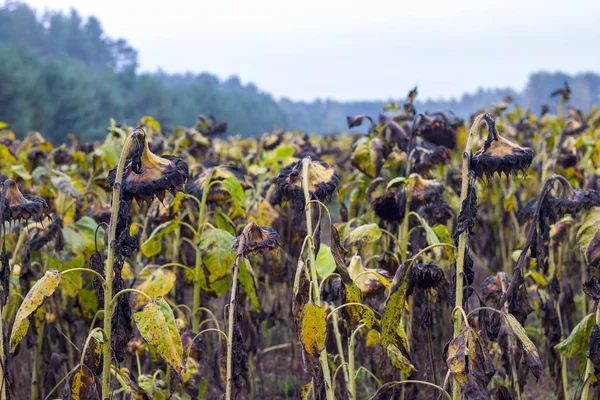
233;222;281;256
2;179;48;222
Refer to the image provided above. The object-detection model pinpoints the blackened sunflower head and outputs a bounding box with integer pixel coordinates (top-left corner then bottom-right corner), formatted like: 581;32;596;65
412;263;445;290
371;191;405;224
233;222;281;256
470;114;535;179
1;180;48;222
275;156;339;208
414;114;457;149
106;134;189;205
263;133;282;150
185;165;251;204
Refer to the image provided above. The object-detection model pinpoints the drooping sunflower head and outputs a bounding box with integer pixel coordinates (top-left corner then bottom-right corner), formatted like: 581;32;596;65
414;114;457;149
410;173;445;205
412;263;445;290
106;130;189;205
185;165;251;204
275;156;339;208
233;222;281;256
1;179;48;222
371;191;406;224
470;114;535;179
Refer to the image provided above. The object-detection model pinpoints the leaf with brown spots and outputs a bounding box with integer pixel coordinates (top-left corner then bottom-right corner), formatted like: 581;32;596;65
300;303;327;357
133;298;184;374
10;269;61;352
63;364;100;400
134;268;176;308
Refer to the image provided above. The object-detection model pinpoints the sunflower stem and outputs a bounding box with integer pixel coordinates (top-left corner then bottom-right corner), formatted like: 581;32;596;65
301;157;334;400
581;302;600;400
192;168;214;333
452;113;487;400
102;132;136;399
225;254;242;400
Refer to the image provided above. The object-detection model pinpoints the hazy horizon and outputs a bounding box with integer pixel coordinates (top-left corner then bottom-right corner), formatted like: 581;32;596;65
19;0;600;102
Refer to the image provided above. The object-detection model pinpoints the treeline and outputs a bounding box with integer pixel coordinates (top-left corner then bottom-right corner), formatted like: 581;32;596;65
0;2;288;143
1;2;599;142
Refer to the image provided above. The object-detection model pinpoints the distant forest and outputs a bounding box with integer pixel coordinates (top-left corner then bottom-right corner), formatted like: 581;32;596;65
1;1;599;142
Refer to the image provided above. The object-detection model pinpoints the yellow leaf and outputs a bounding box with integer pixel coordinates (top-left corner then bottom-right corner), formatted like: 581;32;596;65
300;303;327;356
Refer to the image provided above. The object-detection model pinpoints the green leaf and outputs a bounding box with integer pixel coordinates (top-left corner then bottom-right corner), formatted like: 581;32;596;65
315;244;336;279
555;313;595;358
200;228;235;284
239;259;260;312
577;208;600;266
10;270;61;352
134;269;176;308
141;220;179;258
386;176;412;191
351;136;391;178
344;223;382;248
10;165;31;180
433;224;455;264
300;303;327;356
168;192;186;216
133;298;183;374
222;175;245;206
77;289;98;320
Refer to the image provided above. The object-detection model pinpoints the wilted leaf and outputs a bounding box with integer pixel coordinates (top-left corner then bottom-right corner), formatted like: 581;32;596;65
351;136;391;178
64;364;100;400
300;303;327;356
386;343;416;375
381;264;413;371
239;259;260;312
577;208;600;267
134;298;184;374
446;326;495;398
503;313;542;380
10;164;31;181
168;192;186;216
555;313;594;358
344;223;382;248
200;228;235;284
315;244;336;279
10;270;61;352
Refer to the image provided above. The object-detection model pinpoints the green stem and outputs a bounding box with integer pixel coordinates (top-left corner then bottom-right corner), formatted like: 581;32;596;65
102;132;136;399
302;158;334;400
192;168;214;333
348;324;366;400
225;254;241;400
331;311;349;389
580;302;600;399
453;113;487;400
31;321;44;400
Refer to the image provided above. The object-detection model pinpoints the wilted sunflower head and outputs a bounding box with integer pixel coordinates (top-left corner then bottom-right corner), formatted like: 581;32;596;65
263;132;282;150
186;165;251;204
275;156;339;207
412;263;445;290
411;145;452;175
410;173;444;204
417;200;453;226
371;191;406;224
470;114;535;179
233;222;281;256
1;179;48;222
481;272;511;303
106;131;189;204
414;114;457;149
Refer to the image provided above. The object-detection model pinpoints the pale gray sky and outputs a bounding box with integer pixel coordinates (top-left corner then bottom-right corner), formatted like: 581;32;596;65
23;0;600;102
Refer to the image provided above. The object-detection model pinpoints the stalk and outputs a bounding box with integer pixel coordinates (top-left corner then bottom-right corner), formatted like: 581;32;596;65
0;181;10;400
452;114;487;400
31;321;44;400
301;158;334;400
102;132;136;398
348;324;366;400
225;254;241;400
192;169;214;333
581;302;600;400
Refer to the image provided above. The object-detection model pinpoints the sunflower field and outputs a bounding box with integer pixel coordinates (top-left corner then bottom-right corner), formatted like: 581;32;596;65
1;88;600;400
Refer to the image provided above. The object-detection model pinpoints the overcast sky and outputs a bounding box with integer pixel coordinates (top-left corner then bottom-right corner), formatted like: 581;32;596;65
23;0;600;102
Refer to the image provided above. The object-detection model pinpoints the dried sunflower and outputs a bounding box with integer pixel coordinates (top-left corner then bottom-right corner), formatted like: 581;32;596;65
414;114;457;149
1;179;48;222
470;114;535;179
410;174;444;205
411;145;452;175
106;134;189;204
185;165;251;204
275;156;339;207
412;263;445;290
371;191;405;224
263;133;282;150
233;222;281;256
